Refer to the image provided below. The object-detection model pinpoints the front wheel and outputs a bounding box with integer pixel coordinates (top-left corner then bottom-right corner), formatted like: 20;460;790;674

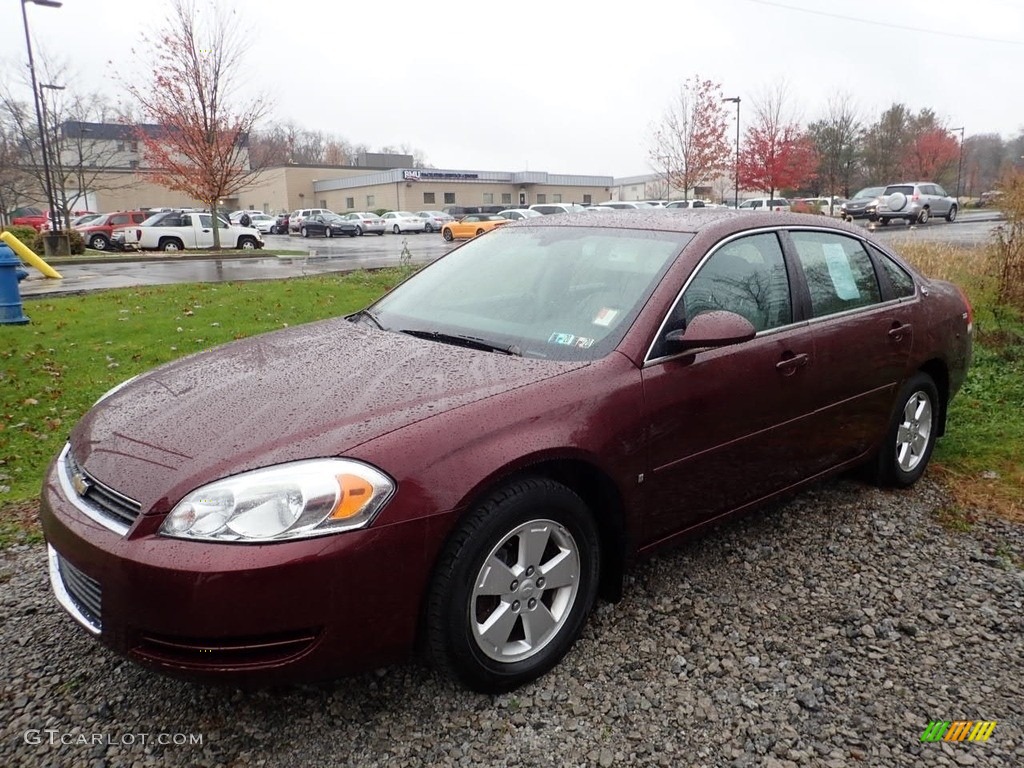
355;226;363;236
475;228;485;236
325;227;333;238
945;205;957;223
301;227;309;238
442;228;454;242
870;372;940;487
424;223;434;233
160;238;183;252
238;237;258;250
89;235;108;251
426;478;600;693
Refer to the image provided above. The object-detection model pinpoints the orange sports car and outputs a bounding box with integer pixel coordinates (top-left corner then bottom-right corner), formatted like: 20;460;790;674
441;214;510;241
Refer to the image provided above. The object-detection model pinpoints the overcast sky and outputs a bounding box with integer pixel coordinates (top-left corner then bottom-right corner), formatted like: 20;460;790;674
4;0;1023;178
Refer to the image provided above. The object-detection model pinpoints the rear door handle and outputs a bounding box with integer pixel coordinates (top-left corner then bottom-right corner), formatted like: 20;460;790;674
888;323;912;341
775;352;809;375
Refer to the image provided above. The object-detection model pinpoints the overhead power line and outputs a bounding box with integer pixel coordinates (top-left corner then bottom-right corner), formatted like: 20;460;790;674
741;0;1024;46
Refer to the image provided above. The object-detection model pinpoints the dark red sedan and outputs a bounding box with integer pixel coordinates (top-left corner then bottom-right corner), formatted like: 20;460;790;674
41;211;972;692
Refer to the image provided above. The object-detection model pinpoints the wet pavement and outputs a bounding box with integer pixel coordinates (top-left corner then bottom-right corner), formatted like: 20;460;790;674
17;214;1003;298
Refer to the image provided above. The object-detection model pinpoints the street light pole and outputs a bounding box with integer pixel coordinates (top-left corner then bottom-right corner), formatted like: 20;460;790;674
950;126;965;204
20;0;64;256
723;97;741;208
40;83;65;227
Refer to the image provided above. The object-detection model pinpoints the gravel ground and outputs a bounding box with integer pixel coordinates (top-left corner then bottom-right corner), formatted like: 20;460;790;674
2;477;1022;768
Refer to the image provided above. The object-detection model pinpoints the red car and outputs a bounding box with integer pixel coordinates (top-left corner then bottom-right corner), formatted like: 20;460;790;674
41;211;972;692
77;211;150;251
11;206;47;231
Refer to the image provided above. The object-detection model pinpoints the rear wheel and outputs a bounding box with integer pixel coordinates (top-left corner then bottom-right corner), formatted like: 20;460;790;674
424;222;434;233
475;228;485;236
870;372;939;487
160;238;183;252
426;478;600;693
355;226;363;236
325;227;333;238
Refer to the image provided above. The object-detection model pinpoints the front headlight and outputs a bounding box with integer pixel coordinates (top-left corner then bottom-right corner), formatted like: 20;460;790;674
160;459;394;543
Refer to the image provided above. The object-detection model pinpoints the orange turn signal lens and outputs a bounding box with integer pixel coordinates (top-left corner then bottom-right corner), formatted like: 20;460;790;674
331;474;374;520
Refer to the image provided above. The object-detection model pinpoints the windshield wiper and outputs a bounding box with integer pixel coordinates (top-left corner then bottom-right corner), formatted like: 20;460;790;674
349;309;384;330
399;329;520;356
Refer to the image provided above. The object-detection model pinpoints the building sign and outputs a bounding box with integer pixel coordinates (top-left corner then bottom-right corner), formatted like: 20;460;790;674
403;170;480;182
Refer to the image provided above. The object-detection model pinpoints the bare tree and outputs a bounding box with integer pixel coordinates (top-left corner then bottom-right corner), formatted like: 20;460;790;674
808;93;862;199
124;0;269;249
647;76;731;200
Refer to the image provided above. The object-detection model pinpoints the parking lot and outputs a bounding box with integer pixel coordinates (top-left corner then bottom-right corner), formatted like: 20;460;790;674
17;212;1003;298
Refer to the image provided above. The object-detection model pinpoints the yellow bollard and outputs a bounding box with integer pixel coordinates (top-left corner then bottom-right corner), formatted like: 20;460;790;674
0;231;62;279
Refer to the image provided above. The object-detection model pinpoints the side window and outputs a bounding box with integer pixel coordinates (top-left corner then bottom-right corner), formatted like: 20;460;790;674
199;214;213;227
791;231;881;317
110;215;128;226
870;246;916;298
683;233;792;332
693;200;704;208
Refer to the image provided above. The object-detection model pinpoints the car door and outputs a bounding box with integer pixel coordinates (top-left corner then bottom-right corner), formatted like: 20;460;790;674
783;229;912;466
640;231;824;544
195;214;216;248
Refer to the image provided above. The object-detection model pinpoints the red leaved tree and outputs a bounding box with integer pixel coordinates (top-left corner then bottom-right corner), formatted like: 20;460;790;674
648;76;731;200
902;128;959;183
737;86;817;199
124;0;267;249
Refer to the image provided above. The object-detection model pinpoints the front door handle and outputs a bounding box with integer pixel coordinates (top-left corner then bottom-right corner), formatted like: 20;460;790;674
775;352;809;375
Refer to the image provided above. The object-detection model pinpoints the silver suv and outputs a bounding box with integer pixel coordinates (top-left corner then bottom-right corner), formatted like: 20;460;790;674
877;183;957;225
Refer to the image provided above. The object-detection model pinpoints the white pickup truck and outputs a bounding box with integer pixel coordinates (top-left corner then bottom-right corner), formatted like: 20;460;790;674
116;210;264;252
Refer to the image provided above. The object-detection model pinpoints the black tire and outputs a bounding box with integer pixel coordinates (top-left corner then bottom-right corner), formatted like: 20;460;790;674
424;223;434;233
945;205;957;223
160;238;183;252
393;225;401;234
880;218;890;226
377;231;384;236
426;478;600;693
355;226;363;236
348;231;357;238
870;372;940;488
89;234;108;251
475;228;485;236
442;228;454;242
325;227;333;238
301;227;308;237
238;237;258;250
917;208;930;225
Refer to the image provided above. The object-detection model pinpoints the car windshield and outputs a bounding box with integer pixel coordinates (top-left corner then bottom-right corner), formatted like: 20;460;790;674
369;226;690;361
854;187;885;199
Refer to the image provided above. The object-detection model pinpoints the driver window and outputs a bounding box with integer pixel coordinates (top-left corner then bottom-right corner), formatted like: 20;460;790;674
682;233;792;333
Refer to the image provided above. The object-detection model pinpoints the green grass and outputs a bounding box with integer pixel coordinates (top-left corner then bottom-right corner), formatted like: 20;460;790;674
0;269;410;512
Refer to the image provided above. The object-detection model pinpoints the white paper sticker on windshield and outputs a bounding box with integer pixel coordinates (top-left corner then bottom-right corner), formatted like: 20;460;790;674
593;308;619;327
822;244;860;301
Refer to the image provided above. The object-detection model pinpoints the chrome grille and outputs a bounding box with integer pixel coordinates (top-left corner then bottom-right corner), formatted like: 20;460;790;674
65;449;142;529
49;546;102;633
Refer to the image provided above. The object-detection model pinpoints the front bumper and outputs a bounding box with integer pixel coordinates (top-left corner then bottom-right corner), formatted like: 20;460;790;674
40;451;449;685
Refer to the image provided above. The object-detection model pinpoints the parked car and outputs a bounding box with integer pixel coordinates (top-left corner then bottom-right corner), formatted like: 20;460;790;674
664;200;711;210
877;182;957;225
77;211;150;251
299;213;358;238
738;198;791;212
840;187;886;221
592;202;655;211
271;213;290;235
11;206;47;230
341;212;386;236
289;208;334;233
381;211;427;234
244;213;277;235
529;203;589;215
119;210;263;251
441;213;510;241
70;213;104;228
497;208;543;221
41;211;971;693
416;210;455;232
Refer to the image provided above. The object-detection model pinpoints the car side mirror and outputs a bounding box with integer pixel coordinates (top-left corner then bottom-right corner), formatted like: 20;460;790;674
664;310;756;350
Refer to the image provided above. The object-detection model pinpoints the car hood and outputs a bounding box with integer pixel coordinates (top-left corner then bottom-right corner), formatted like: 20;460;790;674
71;318;586;513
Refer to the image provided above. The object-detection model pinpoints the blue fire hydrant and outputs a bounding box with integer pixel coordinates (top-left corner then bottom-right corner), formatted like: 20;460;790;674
0;242;30;325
